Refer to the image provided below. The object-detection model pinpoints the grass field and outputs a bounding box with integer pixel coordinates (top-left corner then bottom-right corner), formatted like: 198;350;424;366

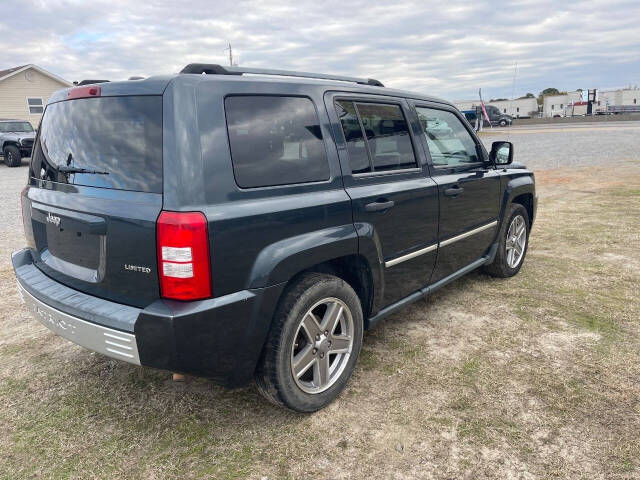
1;163;639;479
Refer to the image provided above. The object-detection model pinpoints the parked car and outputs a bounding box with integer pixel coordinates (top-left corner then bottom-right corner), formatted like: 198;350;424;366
484;105;513;126
461;106;512;127
13;64;536;412
0;119;35;167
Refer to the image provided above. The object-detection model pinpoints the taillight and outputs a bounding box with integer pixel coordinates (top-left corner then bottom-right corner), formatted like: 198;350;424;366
157;211;212;301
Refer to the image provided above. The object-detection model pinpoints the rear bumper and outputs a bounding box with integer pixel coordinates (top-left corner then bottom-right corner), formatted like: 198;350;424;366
13;248;285;387
17;283;141;364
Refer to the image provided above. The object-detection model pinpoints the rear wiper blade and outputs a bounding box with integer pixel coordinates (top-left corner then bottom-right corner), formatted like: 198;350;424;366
57;166;109;175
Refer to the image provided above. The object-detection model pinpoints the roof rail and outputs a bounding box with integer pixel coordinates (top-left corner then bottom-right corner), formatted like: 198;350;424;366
180;63;384;87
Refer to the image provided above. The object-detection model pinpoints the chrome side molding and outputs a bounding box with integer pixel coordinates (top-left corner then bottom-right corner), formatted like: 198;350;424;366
385;220;498;268
385;243;437;268
439;221;498;247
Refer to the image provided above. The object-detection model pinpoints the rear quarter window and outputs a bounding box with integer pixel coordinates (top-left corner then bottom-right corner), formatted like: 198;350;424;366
225;96;330;188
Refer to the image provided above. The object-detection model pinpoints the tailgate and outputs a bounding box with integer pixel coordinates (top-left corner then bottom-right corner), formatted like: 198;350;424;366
23;94;163;308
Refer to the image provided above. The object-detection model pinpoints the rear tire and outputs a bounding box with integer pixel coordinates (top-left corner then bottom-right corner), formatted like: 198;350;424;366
255;273;363;412
484;203;530;278
3;145;21;167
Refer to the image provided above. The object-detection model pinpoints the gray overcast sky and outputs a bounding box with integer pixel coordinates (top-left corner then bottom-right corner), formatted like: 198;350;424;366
1;0;639;101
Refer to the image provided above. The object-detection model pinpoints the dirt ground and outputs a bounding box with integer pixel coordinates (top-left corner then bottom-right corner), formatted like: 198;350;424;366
0;162;639;479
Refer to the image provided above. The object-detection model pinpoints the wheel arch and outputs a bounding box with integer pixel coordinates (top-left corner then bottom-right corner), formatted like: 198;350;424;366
294;254;375;322
2;140;21;150
247;223;384;318
252;254;377;382
500;175;536;227
511;192;534;225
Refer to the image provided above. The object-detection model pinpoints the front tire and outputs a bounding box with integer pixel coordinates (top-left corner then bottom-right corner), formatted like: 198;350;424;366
499;119;508;127
484;203;530;278
3;145;21;167
255;273;363;412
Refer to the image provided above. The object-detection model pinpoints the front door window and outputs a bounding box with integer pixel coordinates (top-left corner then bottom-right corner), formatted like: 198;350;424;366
415;107;479;168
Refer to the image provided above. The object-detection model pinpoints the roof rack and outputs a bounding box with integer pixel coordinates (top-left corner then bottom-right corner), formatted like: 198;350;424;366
179;63;384;87
75;79;110;86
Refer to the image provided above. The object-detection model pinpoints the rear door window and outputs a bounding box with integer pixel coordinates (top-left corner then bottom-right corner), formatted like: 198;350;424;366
335;100;417;174
31;96;163;192
225;96;329;188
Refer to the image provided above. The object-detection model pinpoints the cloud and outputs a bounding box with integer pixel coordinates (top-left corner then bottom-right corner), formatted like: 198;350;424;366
1;0;639;100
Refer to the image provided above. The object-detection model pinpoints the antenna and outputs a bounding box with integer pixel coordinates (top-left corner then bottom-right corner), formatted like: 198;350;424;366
508;61;518;135
223;43;234;66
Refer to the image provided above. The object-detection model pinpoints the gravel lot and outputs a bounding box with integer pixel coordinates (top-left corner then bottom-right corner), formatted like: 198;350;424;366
479;121;640;169
1;124;639;479
0;160;27;263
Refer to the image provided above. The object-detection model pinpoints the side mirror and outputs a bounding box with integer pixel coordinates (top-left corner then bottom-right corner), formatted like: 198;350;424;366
490;141;514;165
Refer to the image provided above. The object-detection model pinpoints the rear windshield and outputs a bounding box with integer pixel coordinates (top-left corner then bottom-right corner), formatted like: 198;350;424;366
30;96;162;193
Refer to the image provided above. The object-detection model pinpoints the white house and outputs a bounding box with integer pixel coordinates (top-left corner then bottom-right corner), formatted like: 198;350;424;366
0;64;72;127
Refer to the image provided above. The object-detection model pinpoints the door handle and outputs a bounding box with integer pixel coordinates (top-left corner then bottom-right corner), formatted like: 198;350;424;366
444;185;464;197
365;200;395;212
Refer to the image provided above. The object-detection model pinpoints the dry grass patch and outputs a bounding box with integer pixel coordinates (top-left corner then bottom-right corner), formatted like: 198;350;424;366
0;163;639;479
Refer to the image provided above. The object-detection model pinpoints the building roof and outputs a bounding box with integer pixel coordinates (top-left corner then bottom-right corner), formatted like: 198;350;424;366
0;64;72;86
0;65;28;79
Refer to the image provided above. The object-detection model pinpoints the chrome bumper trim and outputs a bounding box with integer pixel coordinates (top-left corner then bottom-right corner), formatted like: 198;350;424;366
17;283;140;365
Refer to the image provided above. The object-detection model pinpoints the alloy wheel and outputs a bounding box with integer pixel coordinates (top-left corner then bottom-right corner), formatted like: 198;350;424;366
506;214;526;268
290;297;354;394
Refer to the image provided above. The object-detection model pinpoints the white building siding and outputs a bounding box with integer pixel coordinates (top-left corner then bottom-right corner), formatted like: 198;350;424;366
456;98;538;117
542;91;581;117
0;67;69;126
454;100;477;111
621;89;639;105
488;98;538;118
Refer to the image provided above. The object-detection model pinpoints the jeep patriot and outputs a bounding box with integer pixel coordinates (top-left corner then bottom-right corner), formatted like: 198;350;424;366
13;64;536;411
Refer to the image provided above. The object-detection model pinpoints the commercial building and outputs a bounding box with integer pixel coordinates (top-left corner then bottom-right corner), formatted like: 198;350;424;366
454;97;539;118
542;91;582;117
487;98;539;118
542;87;640;116
596;87;639;112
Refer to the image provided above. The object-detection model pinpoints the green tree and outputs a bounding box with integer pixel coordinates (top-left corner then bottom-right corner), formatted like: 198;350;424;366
519;93;535;99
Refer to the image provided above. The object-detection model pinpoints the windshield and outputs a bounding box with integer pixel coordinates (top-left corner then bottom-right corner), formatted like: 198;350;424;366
0;121;33;133
30;96;162;193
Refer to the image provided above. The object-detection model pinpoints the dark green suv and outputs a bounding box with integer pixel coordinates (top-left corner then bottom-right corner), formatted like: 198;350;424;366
13;64;536;411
